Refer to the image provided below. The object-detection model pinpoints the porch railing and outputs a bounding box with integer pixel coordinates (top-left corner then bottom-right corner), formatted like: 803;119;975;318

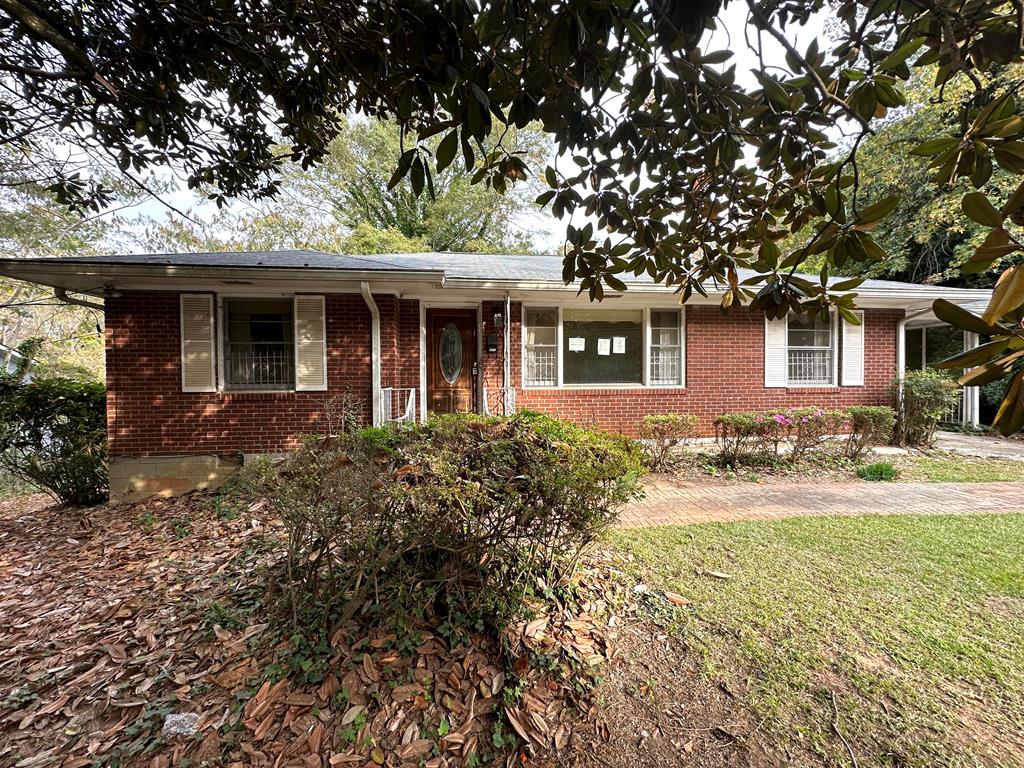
941;387;965;425
381;386;416;422
483;386;517;416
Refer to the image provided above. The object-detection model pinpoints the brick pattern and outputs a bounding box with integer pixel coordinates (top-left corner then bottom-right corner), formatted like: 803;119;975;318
515;306;902;436
107;291;385;456
620;476;1024;528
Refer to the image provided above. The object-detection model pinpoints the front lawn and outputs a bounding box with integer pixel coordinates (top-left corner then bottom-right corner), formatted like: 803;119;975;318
611;513;1024;767
896;453;1024;483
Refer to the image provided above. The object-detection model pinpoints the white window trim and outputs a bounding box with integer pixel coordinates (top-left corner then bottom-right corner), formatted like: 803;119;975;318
521;304;686;389
784;310;839;388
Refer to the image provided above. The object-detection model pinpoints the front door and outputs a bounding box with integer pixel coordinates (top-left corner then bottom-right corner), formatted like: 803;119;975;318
427;308;477;414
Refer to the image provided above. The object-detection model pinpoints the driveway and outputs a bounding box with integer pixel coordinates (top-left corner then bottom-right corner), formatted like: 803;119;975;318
935;430;1024;461
620;476;1024;527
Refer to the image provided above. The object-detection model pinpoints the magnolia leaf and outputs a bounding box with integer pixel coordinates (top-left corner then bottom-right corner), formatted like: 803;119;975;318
962;192;1003;227
983;265;1024;325
852;195;899;230
993;369;1024;436
932;299;1000;335
935;338;1010;369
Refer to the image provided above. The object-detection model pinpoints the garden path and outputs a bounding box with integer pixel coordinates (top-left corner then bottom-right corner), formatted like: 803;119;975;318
620;477;1024;527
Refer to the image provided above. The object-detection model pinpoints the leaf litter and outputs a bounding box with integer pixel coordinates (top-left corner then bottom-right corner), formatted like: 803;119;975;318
0;491;654;767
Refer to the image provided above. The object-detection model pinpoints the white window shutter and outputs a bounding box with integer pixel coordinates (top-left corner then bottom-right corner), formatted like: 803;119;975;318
764;314;788;387
180;294;216;392
842;310;865;386
294;295;327;391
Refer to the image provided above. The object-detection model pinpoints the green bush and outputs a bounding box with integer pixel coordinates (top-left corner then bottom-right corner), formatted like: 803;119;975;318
0;375;107;505
713;411;789;465
891;369;961;448
270;410;646;626
790;408;847;460
639;413;700;469
845;406;895;460
856;461;898;481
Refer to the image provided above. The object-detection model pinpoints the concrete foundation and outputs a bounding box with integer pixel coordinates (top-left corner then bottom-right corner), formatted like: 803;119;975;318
109;454;242;503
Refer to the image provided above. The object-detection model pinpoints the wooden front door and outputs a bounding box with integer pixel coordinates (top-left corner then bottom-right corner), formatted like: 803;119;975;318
427;308;477;414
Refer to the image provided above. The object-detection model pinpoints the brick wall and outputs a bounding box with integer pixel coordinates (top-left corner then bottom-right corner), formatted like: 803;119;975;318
107;291;902;455
105;291;420;456
495;304;901;436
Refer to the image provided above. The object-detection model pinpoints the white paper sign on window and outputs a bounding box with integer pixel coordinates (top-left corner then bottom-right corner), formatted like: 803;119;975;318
597;338;611;356
568;336;586;352
612;336;626;354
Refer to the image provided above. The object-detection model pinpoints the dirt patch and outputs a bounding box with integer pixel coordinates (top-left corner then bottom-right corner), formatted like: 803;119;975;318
984;594;1024;620
563;626;820;768
948;700;1024;767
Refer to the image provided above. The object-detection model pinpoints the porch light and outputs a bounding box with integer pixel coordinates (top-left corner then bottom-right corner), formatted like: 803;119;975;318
493;310;505;329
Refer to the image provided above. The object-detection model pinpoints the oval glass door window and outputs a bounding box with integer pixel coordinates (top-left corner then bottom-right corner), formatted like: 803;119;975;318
439;323;463;384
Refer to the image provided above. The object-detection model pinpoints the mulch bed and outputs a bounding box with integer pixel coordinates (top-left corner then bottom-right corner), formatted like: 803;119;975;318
0;491;661;768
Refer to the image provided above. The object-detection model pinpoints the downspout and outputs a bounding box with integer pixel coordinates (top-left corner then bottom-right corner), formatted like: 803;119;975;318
503;292;511;394
360;282;381;426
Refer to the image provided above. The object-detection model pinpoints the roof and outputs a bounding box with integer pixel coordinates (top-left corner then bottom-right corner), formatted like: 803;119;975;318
0;249;993;307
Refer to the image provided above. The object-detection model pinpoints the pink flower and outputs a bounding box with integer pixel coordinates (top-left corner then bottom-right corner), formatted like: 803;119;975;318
755;416;764;423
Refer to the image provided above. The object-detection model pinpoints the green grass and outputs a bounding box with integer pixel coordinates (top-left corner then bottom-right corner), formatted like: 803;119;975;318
611;514;1024;767
898;454;1024;483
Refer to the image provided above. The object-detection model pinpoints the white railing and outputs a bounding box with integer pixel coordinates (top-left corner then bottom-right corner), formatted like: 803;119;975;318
787;349;832;386
483;387;517;416
942;388;965;425
381;387;416;422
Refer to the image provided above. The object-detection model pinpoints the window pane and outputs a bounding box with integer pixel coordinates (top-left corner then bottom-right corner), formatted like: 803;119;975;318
650;310;679;328
651;347;681;385
224;298;295;389
563;310;642;384
905;327;924;371
526;326;557;346
526;308;557;327
788;314;832;348
652;327;679;347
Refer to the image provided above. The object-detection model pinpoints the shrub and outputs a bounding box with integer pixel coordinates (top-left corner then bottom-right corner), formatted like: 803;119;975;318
790;407;847;460
845;406;895;460
713;410;790;464
270;410;646;627
0;375;107;505
856;461;898;481
891;369;961;448
639;413;700;469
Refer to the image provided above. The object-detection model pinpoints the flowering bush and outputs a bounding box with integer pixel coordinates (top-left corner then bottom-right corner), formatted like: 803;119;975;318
714;406;886;465
791;407;847;460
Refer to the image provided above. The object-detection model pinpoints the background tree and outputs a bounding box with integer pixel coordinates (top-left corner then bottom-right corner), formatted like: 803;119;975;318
0;152;130;379
811;66;1023;288
136;119;550;254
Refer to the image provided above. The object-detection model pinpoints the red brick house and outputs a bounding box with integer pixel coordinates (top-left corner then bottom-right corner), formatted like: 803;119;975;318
0;251;991;500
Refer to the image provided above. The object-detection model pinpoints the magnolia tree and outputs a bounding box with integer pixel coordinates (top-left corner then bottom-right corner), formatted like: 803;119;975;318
1;0;1022;430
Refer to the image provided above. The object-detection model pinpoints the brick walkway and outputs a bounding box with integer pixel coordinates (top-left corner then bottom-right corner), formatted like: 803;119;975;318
619;476;1024;528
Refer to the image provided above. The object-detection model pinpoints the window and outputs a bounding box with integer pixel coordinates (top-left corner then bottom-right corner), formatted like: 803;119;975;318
223;298;295;390
650;310;683;385
563;309;643;384
524;308;557;386
522;306;684;387
787;313;834;386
